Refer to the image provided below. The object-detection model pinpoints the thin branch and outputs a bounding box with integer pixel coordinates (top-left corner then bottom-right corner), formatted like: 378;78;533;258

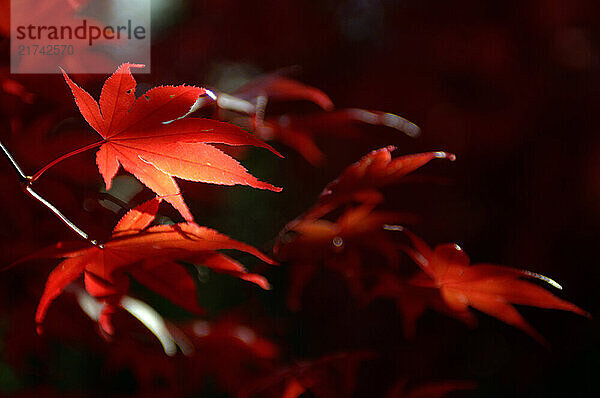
0;140;28;183
0;139;100;247
24;186;98;244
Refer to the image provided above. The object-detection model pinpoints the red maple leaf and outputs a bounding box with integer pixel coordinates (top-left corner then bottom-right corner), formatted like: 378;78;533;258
234;73;334;111
201;74;423;165
274;147;457;310
275;204;412;310
22;197;275;335
257;109;421;166
319;146;455;209
400;229;590;345
371;270;467;340
61;63;282;221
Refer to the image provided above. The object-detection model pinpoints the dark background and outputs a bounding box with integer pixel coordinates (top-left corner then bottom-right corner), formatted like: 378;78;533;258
0;0;599;397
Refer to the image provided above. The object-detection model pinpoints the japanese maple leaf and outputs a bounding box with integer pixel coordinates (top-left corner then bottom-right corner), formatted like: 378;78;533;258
402;230;590;345
192;74;333;123
371;270;472;340
275;204;412;310
62;63;282;221
199;73;334;165
24;197;274;335
257;109;421;165
234;73;334;111
200;74;421;165
318;146;455;210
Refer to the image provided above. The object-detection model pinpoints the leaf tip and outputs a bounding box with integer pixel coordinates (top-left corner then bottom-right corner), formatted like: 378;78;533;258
256;277;272;290
261;183;283;193
383;224;404;232
567;304;593;319
121;62;145;70
434;151;456;161
60;67;71;81
521;270;563;290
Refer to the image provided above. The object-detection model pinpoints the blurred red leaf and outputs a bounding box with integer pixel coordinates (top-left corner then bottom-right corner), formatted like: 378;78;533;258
169;316;279;396
1;79;35;104
234;74;334;111
209;75;423;165
258;109;421;165
239;352;372;398
274;146;458;310
275;203;412;310
371;270;468;340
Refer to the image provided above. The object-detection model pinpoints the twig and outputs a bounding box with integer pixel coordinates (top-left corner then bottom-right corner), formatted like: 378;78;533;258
0;139;100;246
0;140;28;183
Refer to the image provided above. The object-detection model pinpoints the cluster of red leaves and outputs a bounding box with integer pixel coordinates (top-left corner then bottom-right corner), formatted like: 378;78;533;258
1;57;590;398
8;63;283;337
274;147;454;308
105;315;279;397
274;146;589;345
193;72;421;165
240;352;474;398
24;197;273;335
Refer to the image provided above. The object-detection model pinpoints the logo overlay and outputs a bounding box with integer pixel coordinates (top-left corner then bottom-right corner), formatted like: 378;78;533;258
11;0;151;74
